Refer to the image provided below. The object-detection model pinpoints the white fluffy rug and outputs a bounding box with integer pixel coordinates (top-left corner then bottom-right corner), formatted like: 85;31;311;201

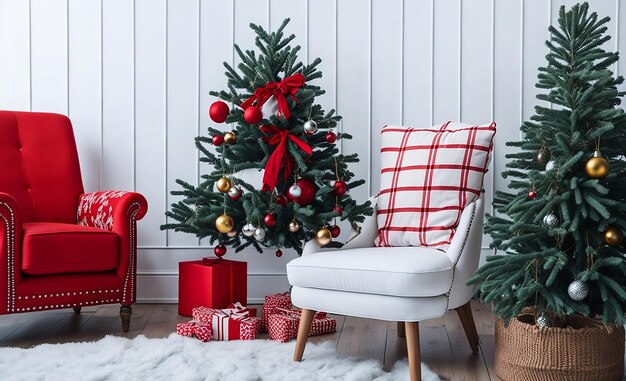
0;334;441;381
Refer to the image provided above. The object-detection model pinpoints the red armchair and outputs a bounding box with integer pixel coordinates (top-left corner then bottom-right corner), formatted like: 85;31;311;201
0;111;147;331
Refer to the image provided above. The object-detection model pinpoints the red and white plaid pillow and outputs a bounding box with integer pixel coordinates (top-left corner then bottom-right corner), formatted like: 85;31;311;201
375;121;496;249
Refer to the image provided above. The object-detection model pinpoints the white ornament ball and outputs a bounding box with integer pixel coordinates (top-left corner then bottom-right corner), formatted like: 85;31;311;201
288;184;302;198
228;186;242;198
242;223;256;237
568;280;589;301
253;227;266;241
227;230;238;237
542;211;559;229
536;312;553;329
545;160;556;171
303;120;318;134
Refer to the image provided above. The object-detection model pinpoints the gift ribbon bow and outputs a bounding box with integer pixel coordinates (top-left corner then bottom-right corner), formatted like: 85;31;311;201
240;73;305;120
260;125;313;191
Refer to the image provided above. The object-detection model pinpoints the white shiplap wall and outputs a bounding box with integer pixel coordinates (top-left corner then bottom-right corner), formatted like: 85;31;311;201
1;0;625;303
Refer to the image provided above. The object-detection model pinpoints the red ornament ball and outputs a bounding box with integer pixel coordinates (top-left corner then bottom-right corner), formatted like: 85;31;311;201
214;244;227;257
275;195;288;206
528;190;537;200
275;249;283;257
325;131;337;144
333;180;348;196
243;105;263;124
212;134;224;146
329;225;341;238
333;205;343;215
209;101;230;123
287;178;316;206
264;212;277;228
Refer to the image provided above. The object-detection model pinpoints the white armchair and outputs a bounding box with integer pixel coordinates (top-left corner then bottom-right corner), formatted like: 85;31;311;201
287;194;485;381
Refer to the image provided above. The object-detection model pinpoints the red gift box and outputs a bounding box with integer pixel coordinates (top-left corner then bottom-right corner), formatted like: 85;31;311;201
178;258;247;317
262;292;292;332
267;308;336;343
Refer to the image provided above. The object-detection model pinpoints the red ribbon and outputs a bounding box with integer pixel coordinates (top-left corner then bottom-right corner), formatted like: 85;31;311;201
260;125;313;191
240;73;305;120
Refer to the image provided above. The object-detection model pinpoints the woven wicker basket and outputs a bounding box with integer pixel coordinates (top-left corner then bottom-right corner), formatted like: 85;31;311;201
495;311;625;381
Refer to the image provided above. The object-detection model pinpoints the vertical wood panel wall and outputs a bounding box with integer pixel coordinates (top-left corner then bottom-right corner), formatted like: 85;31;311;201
1;0;624;302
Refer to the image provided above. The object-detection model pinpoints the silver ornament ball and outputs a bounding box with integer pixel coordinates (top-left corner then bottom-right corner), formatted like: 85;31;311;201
253;227;266;241
542;211;559;229
303;120;318;134
536;312;554;329
228;186;242;197
242;223;256;237
288;184;302;198
568;280;589;301
537;148;551;165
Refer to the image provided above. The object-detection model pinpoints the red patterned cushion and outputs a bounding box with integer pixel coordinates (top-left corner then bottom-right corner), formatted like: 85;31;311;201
22;222;118;275
376;122;496;249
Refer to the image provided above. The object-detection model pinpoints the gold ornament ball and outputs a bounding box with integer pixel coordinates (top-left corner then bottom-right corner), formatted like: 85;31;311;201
288;220;300;233
315;227;332;246
216;176;232;192
585;152;609;179
215;214;234;233
604;226;624;246
224;131;237;144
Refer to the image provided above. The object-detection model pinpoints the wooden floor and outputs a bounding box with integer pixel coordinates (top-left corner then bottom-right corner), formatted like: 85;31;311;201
0;301;623;381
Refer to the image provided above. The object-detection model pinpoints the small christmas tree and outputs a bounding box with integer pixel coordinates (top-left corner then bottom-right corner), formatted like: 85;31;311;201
161;19;373;257
469;3;626;325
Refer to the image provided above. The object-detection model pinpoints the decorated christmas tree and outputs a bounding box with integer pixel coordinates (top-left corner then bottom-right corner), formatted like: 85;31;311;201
162;19;372;257
469;3;626;325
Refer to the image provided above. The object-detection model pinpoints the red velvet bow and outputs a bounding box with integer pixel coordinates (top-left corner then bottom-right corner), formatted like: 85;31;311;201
240;73;305;120
260;125;313;191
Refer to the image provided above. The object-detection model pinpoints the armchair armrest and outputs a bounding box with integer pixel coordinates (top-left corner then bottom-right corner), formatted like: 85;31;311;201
445;195;485;310
0;192;23;310
78;191;148;305
77;190;148;234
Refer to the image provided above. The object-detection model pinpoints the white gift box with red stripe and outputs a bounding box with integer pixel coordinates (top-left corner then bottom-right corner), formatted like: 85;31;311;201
267;307;336;343
192;303;261;341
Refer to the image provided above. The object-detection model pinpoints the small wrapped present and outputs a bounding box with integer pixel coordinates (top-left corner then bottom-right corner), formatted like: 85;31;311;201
262;292;293;332
176;321;212;342
176;321;196;337
210;309;261;341
267;308;336;343
192;302;257;325
192;304;261;341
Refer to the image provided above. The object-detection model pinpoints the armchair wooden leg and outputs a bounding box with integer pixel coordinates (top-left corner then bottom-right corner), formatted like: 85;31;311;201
405;322;421;381
293;309;316;362
397;321;406;337
73;306;82;314
455;301;479;353
120;305;132;332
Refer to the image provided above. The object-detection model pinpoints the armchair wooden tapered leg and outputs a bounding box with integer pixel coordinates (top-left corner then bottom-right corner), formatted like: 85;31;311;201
397;321;406;337
120;305;132;332
405;321;421;381
293;309;316;362
73;306;82;314
455;301;479;353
